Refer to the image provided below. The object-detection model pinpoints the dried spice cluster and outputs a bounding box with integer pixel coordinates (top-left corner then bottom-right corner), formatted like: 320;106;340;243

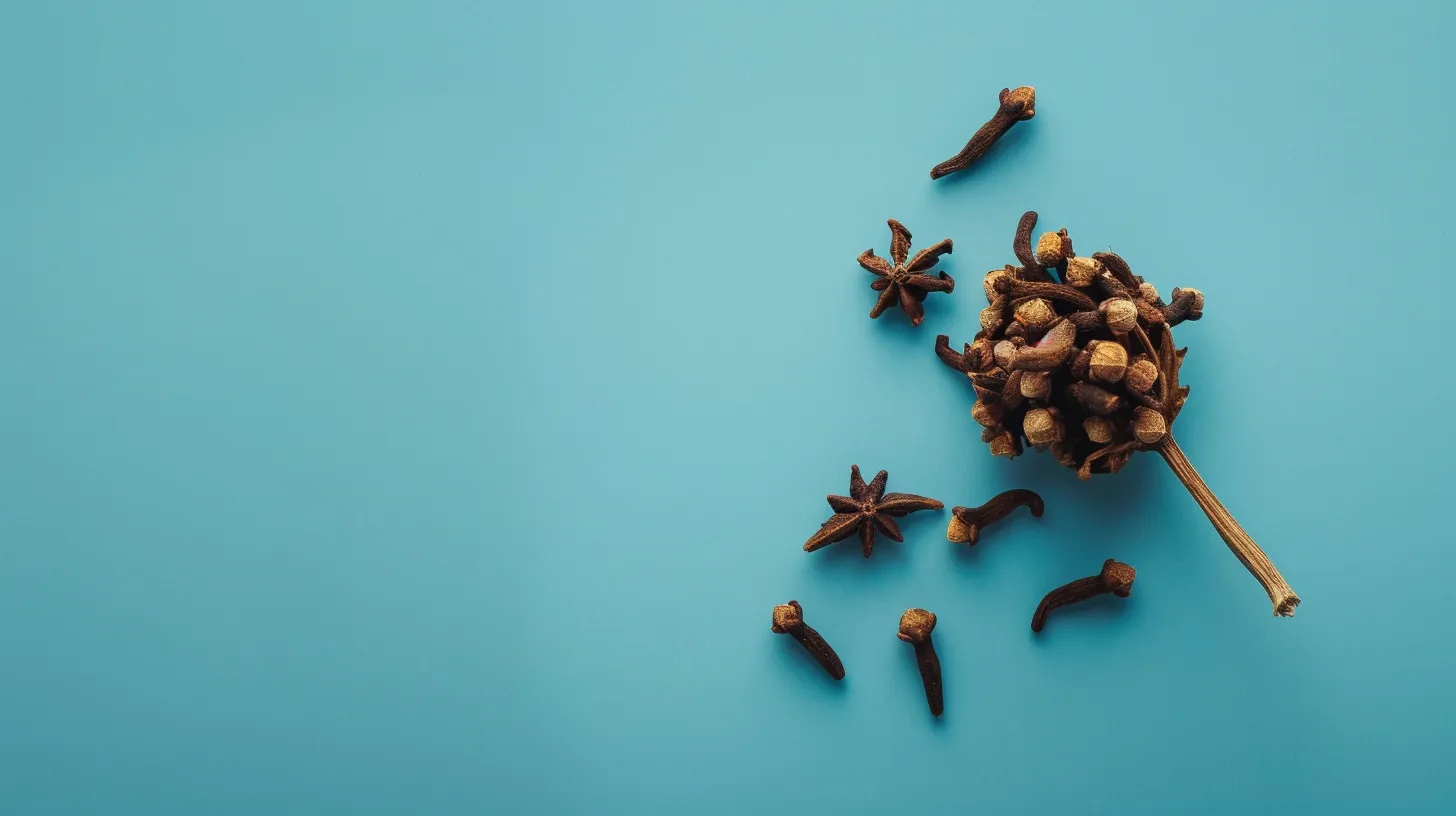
933;211;1299;617
934;210;1203;476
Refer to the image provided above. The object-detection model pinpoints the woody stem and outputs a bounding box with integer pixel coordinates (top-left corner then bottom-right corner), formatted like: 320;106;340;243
1157;435;1300;617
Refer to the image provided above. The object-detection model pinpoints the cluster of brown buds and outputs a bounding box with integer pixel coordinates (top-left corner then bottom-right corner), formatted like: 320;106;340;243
935;211;1299;617
934;211;1202;476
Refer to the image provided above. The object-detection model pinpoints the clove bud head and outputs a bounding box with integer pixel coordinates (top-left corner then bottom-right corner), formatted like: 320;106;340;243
1099;558;1137;596
1064;256;1101;287
771;601;804;632
1035;231;1070;267
897;608;937;643
1001;86;1036;119
1100;298;1138;335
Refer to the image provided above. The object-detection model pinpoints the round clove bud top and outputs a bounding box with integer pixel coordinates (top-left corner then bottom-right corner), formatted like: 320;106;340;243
1084;415;1116;444
1002;86;1036;119
771;601;804;632
1089;340;1129;383
966;337;995;371
1132;406;1168;444
994;340;1017;370
1020;370;1052;400
983;268;1010;301
897;608;937;643
1125;357;1159;393
946;514;973;543
1014;298;1058;332
1173;287;1204;311
1035;231;1070;266
1139;282;1160;303
1099;298;1138;335
1099;559;1137;595
979;304;1003;333
1064;256;1101;287
988;431;1020;459
1023;407;1062;447
971;399;1003;428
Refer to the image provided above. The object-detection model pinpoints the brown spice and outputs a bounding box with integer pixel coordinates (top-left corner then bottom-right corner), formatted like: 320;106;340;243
930;87;1036;181
1031;559;1136;633
858;220;955;326
803;465;944;558
897;609;943;717
771;601;846;680
946;489;1045;545
934;212;1300;617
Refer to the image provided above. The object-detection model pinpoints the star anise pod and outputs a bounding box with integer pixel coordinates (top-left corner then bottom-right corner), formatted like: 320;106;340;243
858;219;955;326
803;465;944;558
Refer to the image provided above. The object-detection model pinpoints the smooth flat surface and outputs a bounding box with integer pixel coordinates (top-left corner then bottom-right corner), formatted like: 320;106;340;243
3;2;1454;813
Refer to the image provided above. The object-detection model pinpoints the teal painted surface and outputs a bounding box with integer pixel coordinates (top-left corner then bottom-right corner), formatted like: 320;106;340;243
3;1;1453;813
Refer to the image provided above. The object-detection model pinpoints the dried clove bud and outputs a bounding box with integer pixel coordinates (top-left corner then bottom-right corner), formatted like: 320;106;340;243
1083;415;1115;444
1023;407;1062;447
1162;287;1205;325
1020;370;1052;401
1124;357;1159;393
1099;298;1138;335
947;489;1044;545
1031;559;1136;633
1088;341;1129;383
1138;282;1160;303
983;268;1011;300
993;340;1017;370
971;399;1003;428
1008;318;1076;371
930;87;1035;181
1067;381;1121;415
772;601;845;680
897;609;944;717
1132;406;1167;444
1035;230;1071;267
1063;256;1101;287
1014;298;1058;332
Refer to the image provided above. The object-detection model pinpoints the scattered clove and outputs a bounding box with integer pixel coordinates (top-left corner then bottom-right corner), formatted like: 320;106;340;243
803;465;943;558
930;87;1036;181
897;608;943;717
946;489;1044;545
934;212;1300;617
771;601;845;680
1031;559;1136;633
858;219;955;326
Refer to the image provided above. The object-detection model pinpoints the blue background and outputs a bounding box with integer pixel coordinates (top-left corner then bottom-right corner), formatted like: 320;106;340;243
3;1;1453;813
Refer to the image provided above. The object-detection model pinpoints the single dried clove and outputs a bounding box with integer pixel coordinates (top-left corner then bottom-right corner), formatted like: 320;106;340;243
859;220;955;326
1031;559;1136;633
947;489;1045;545
897;608;943;717
771;600;845;680
804;465;944;558
930;87;1036;181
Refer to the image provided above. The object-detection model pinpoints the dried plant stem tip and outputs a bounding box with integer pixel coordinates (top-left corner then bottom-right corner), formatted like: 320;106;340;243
929;87;1036;180
1157;436;1300;617
1031;559;1136;633
771;601;846;680
897;609;943;717
947;489;1045;545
